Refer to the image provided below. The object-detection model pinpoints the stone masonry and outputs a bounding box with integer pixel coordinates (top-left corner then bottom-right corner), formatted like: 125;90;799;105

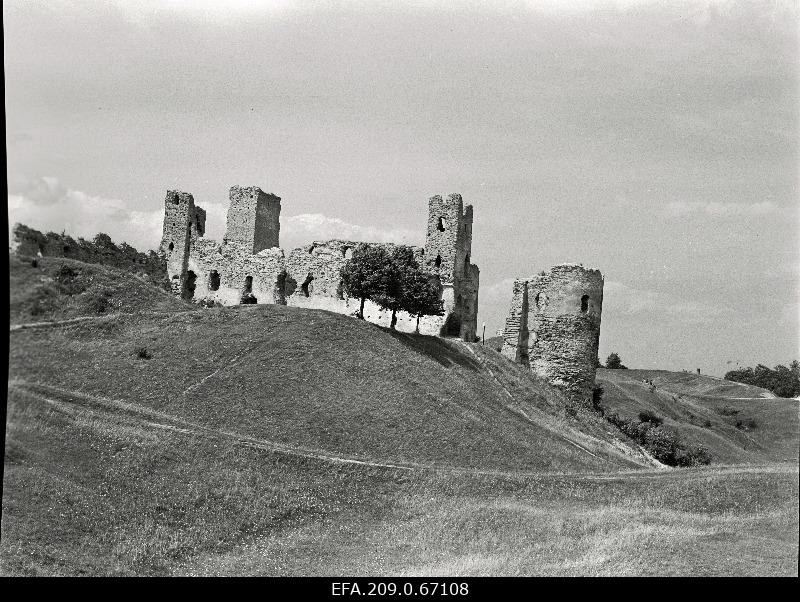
159;185;480;341
501;264;604;407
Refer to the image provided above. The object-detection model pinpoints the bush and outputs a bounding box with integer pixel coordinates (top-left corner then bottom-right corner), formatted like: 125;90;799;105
703;420;712;428
605;412;711;467
735;418;757;431
724;362;800;398
717;406;739;416
53;264;87;295
29;284;59;317
605;352;628;369
638;410;663;426
88;289;115;314
135;347;152;360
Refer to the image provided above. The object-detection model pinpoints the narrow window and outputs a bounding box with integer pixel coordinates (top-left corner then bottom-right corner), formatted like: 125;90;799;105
209;270;220;291
172;195;180;205
437;217;445;232
168;242;174;252
243;276;253;294
535;293;541;309
434;255;441;268
581;294;589;313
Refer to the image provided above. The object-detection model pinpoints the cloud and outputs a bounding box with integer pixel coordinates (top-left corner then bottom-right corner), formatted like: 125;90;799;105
663;200;779;218
280;213;421;249
604;280;736;322
7;177;422;253
8;176;163;250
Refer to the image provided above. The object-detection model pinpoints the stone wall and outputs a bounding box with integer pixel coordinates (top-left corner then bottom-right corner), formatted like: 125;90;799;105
160;185;479;341
501;264;604;407
224;186;281;253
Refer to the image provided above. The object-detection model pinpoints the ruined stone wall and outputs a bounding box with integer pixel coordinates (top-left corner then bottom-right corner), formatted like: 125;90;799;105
501;264;604;407
159;190;197;296
224;186;281;254
187;240;285;306
160;185;478;341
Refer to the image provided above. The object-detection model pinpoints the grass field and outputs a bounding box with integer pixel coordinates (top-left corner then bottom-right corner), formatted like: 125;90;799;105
3;256;799;575
2;383;796;576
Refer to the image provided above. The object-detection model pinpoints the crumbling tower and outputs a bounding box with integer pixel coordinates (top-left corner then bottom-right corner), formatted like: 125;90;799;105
501;264;604;407
160;190;204;297
424;194;479;340
224;186;281;253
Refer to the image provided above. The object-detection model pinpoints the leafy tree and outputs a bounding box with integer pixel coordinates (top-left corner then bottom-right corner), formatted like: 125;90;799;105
340;244;393;319
371;246;416;330
605;352;627;369
724;361;800;398
400;268;444;333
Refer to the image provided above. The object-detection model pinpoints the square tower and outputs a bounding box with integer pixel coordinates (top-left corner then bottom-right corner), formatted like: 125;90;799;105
424;193;472;284
224;186;281;253
160;190;197;295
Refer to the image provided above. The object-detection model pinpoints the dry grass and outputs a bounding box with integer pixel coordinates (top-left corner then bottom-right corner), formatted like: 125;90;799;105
3;384;797;576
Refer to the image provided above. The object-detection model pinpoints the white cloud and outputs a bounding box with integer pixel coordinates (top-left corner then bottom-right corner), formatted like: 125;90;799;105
8;176;163;250
7;177;422;253
663;200;779;218
280;213;421;249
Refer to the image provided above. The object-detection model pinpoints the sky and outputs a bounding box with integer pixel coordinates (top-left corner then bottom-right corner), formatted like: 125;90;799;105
5;0;798;375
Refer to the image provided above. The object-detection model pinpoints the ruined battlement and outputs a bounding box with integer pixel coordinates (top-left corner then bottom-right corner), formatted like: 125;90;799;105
501;264;604;407
159;186;479;340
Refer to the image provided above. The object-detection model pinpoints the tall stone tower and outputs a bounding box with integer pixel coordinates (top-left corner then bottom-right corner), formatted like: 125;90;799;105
501;264;604;407
160;190;204;297
424;194;479;340
224;186;281;253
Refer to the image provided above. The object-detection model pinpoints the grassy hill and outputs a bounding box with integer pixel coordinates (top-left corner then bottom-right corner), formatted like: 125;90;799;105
7;302;655;473
597;368;799;465
9;254;188;325
3;256;798;575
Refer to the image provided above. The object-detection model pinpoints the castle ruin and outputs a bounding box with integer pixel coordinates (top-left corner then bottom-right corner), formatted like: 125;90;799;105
500;264;604;407
160;186;480;341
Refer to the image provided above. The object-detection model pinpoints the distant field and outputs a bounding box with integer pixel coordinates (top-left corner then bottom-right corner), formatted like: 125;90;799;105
3;256;799;575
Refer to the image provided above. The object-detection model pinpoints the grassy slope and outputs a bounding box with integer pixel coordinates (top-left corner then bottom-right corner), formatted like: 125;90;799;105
8;303;650;473
9;254;187;324
597;368;799;464
2;386;797;576
3;257;798;575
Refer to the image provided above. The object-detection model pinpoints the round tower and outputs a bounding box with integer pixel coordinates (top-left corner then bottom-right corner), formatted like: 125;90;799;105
523;264;604;407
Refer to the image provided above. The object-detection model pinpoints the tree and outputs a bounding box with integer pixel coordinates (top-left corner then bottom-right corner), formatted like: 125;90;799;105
605;352;627;369
371;246;416;330
340;244;393;319
401;269;444;333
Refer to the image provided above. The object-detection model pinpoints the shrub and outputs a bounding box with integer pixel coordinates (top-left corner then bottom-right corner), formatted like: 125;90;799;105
717;406;739;416
735;418;757;431
605;352;628;369
53;264;87;295
638;410;663;426
29;284;59;317
88;289;115;314
135;347;152;360
604;412;711;467
703;420;712;428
